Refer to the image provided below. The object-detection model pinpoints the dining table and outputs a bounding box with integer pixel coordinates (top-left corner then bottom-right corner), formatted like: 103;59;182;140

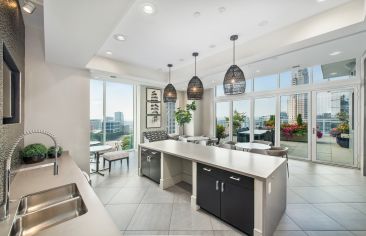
90;145;113;176
235;142;271;151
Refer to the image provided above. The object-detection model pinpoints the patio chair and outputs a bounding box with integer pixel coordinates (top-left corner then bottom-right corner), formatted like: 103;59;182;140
267;146;289;178
251;140;273;146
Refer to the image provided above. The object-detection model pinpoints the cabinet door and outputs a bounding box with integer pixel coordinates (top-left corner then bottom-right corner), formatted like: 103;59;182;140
197;164;221;217
141;149;150;177
220;181;254;235
149;151;161;183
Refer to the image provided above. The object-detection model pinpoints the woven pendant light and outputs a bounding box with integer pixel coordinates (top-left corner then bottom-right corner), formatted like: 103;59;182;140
163;64;177;103
187;52;204;100
223;35;246;95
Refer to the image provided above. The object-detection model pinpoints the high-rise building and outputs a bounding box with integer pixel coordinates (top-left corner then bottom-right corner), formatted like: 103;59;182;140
287;69;309;123
114;112;124;123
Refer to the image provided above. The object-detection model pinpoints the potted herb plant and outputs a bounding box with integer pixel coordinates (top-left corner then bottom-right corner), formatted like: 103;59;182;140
48;146;63;158
21;143;48;164
175;101;197;135
216;124;228;144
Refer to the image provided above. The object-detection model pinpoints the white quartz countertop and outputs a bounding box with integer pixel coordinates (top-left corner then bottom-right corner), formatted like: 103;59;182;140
139;140;286;181
0;153;121;236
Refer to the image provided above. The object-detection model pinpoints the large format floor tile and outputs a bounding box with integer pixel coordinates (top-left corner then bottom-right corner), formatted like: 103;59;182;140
127;204;173;230
106;204;139;230
109;187;148;204
285;204;345;230
91;152;366;235
314;203;366;230
170;203;213;231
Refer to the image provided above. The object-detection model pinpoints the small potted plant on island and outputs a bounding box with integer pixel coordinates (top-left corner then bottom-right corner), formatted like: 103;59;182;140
48;146;63;158
21;143;48;164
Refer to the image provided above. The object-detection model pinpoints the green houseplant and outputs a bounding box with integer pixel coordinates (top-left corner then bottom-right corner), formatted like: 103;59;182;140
21;143;48;164
216;124;228;144
175;102;197;135
48;146;63;158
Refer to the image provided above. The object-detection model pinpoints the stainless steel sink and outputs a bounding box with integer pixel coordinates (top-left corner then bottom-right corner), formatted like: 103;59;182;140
9;184;87;236
16;183;81;215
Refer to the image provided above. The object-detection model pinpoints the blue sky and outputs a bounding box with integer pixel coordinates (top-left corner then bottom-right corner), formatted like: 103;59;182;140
90;80;134;121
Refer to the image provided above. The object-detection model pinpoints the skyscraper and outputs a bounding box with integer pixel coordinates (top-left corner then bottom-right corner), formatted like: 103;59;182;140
114;112;124;123
287;69;309;123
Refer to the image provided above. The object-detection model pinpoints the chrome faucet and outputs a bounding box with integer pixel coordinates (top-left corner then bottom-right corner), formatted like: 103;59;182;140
0;130;59;221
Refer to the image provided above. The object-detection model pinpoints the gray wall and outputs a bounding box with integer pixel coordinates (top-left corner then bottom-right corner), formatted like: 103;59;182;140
0;0;25;203
139;85;167;143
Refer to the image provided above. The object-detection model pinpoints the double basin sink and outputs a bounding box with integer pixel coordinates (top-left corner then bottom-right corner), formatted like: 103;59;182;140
9;183;87;236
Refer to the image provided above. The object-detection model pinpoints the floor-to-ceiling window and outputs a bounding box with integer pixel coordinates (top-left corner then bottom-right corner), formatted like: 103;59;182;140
216;102;230;142
214;58;360;167
280;93;309;159
90;79;135;150
232;100;250;142
254;97;276;144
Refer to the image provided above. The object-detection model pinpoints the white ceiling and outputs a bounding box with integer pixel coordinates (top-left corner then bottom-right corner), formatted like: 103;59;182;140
98;0;353;71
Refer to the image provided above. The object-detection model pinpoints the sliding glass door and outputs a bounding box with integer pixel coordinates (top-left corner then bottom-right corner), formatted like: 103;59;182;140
232;100;250;142
313;90;354;166
254;97;276;144
280;93;309;159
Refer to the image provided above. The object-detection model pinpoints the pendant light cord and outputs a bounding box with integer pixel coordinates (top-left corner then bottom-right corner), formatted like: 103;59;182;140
233;39;236;65
194;55;197;76
169;67;171;83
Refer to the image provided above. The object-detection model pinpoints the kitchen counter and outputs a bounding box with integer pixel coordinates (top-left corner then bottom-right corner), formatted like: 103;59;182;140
138;140;287;236
139;140;286;181
0;153;121;236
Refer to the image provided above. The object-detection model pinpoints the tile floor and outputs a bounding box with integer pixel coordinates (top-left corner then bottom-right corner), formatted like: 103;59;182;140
91;152;366;236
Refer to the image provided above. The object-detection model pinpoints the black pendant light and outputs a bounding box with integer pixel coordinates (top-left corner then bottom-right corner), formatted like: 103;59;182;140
187;52;204;100
163;64;177;103
223;35;246;95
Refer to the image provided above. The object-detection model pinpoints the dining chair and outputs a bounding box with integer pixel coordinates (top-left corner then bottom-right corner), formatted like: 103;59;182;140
225;141;237;145
267;146;289;178
248;148;268;155
218;143;235;150
251;140;273;146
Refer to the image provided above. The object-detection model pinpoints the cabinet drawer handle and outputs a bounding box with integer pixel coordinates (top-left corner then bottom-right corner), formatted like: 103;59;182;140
221;182;225;192
203;168;211;172
230;176;241;181
216;180;219;191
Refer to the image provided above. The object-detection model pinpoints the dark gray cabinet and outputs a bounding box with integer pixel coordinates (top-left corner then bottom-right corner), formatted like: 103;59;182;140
140;148;161;183
197;163;254;235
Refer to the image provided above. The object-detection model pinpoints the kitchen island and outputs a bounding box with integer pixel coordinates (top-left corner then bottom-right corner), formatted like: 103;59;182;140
139;140;287;236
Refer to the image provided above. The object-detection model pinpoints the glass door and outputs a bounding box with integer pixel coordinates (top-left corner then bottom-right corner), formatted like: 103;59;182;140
280;93;309;159
312;90;354;166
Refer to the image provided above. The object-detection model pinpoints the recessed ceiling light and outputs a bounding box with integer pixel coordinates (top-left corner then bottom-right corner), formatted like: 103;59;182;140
329;51;341;56
22;1;36;14
142;3;155;14
209;44;216;48
193;11;201;17
317;0;327;2
218;7;226;13
179;58;184;62
106;51;112;55
113;34;126;41
258;20;269;27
